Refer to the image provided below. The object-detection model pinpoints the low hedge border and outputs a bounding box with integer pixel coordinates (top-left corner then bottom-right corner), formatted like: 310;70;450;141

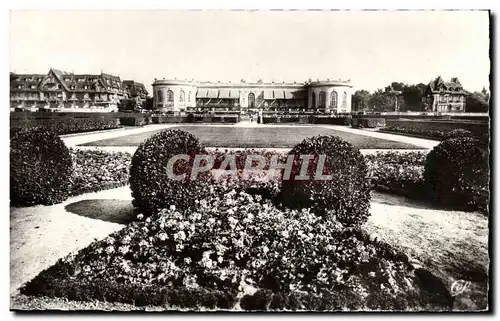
11;117;121;136
21;278;237;310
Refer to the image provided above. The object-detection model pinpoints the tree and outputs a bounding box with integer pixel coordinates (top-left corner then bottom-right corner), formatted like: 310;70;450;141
465;91;489;113
401;83;426;111
118;98;139;112
384;82;405;93
351;90;371;111
368;89;394;112
143;97;154;111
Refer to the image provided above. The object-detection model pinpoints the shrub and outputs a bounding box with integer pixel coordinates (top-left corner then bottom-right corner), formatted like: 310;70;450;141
119;116;146;126
444;128;473;139
129;129;211;215
424;137;489;211
281;135;371;227
10;128;73;206
186;113;195;123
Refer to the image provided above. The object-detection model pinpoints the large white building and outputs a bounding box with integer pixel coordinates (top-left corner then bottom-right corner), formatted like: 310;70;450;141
152;78;353;113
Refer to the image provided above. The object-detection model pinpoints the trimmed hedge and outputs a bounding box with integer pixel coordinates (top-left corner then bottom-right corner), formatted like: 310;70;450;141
10;128;73;206
119;115;152;126
129;129;211;216
383;120;489;141
352;118;386;128
262;115;351;125
424;137;489;212
281;135;371;227
10;116;121;135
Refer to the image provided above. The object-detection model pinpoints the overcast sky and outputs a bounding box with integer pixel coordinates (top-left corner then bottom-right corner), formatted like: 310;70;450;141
10;10;490;93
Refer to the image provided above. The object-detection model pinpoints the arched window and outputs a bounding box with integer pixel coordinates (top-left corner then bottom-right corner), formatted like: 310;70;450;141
179;90;185;103
248;93;255;108
342;92;347;109
318;91;326;108
157;90;163;102
311;92;316;108
330;91;338;108
167;90;174;103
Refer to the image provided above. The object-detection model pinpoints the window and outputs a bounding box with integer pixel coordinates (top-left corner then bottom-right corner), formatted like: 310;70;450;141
318;91;326;108
311;92;316;108
167;90;174;103
330;91;338;108
188;91;191;103
248;93;255;108
179;90;185;103
342;92;347;109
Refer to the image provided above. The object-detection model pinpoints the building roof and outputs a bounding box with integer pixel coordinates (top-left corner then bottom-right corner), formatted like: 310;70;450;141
428;76;465;94
10;69;138;95
123;80;149;97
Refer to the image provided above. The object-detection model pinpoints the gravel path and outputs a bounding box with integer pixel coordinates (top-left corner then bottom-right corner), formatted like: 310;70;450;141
10;187;132;296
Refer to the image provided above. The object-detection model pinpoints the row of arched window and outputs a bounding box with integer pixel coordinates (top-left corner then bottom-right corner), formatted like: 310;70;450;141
311;91;347;108
158;89;347;108
157;89;192;104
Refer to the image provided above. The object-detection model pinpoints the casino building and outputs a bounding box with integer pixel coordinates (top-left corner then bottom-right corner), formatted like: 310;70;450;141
152;78;353;113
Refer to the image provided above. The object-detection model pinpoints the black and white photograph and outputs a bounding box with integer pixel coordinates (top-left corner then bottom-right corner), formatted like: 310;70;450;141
7;8;492;312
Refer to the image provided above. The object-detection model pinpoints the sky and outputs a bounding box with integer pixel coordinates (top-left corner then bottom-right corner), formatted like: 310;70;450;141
9;10;490;94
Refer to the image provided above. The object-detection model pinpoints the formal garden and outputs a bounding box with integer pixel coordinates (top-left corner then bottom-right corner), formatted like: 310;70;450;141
10;122;490;311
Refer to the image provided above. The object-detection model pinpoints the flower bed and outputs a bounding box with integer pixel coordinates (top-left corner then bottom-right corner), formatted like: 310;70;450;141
21;183;451;310
365;151;429;199
70;149;132;196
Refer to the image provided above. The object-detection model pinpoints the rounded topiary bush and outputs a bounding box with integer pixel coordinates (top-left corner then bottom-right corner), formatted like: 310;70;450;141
10;128;73;206
186;113;195;123
444;128;473;139
280;135;371;227
129;129;211;215
424;136;489;211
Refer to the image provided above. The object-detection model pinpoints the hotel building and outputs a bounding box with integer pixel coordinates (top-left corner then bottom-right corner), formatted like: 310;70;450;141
10;68;148;112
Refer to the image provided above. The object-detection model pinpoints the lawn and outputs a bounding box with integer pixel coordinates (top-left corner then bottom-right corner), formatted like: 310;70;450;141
80;125;421;149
